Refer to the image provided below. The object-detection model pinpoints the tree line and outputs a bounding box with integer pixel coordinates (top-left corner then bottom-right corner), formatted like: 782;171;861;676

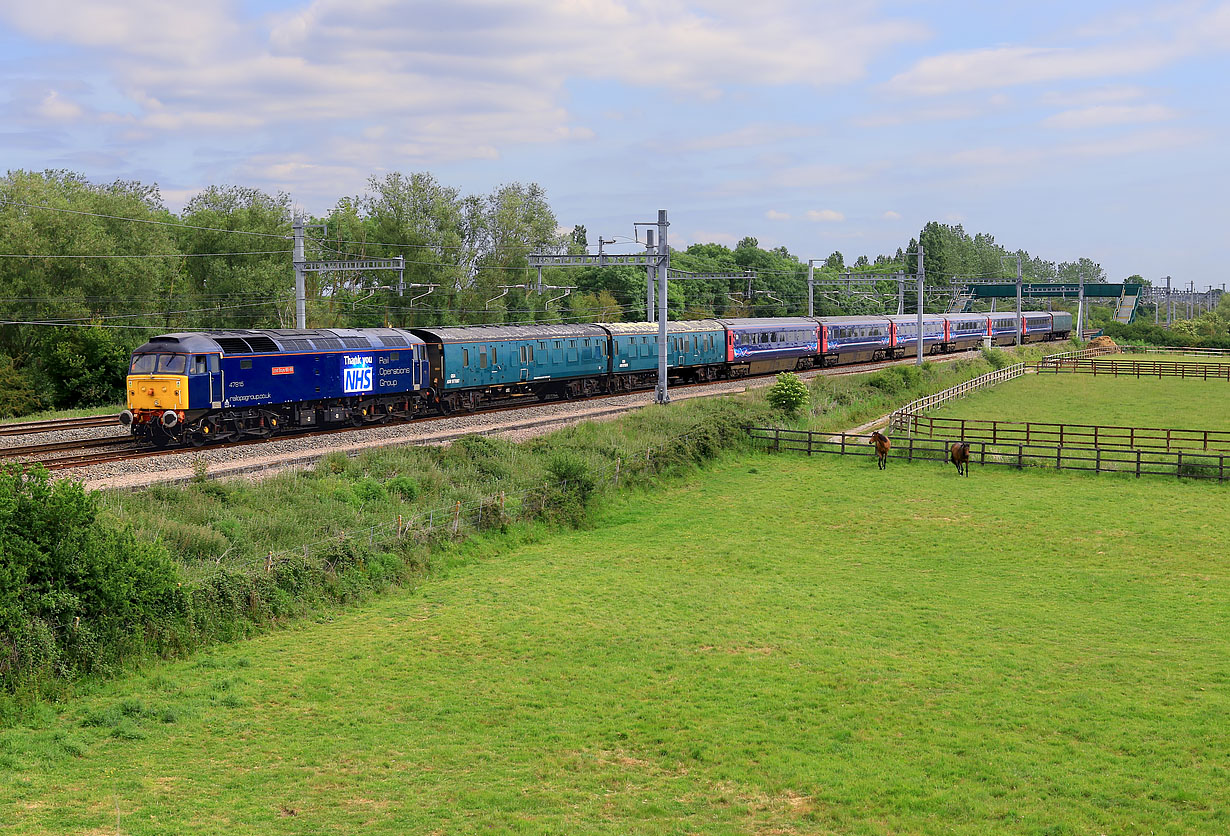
0;169;1131;415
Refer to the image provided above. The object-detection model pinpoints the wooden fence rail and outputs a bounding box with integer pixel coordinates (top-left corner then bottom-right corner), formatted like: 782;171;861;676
1120;345;1230;358
1034;358;1230;380
897;414;1230;453
747;427;1230;482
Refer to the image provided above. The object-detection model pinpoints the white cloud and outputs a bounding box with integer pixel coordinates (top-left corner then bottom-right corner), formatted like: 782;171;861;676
806;209;844;222
36;90;84;121
765;210;791;221
937;127;1199;171
673;124;816;153
0;0;924;186
882;210;901;220
687;230;739;247
886;3;1230;97
1042;103;1178;130
886;44;1179;96
1039;85;1148;107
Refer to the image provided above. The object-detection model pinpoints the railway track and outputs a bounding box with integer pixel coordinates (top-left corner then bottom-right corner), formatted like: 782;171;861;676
0;414;119;437
5;349;982;472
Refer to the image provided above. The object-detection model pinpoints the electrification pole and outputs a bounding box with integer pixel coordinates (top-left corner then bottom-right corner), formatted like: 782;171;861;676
293;218;306;328
1015;256;1023;347
656;209;670;404
916;244;925;366
1166;275;1172;325
1077;280;1085;338
807;260;816;316
645;229;656;323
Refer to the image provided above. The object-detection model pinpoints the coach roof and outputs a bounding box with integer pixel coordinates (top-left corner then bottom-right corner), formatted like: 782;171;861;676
598;319;723;335
410;324;608;344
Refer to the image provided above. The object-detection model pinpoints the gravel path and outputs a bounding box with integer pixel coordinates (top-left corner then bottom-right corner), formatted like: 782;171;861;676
52;352;971;491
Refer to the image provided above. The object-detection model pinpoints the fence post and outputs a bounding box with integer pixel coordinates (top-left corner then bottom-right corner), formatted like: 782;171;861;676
908;435;915;461
1135;450;1141;478
1018;445;1023;470
303;544;309;563
614;457;621;486
1176;452;1182;479
397;514;403;537
266;550;273;573
1095;448;1101;473
806;432;813;456
453;501;462;534
774;428;780;453
500;491;506;517
1055;446;1061;470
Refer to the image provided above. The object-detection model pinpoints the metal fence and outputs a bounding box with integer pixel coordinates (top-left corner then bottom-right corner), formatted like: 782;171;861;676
895;414;1230;453
747;427;1230;482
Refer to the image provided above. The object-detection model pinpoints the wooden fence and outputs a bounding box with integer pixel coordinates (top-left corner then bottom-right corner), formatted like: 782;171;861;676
895;414;1230;453
1121;345;1230;358
747;427;1230;482
1034;358;1230;380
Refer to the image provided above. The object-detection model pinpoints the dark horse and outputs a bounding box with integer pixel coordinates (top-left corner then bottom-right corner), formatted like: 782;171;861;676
869;431;890;470
950;442;970;476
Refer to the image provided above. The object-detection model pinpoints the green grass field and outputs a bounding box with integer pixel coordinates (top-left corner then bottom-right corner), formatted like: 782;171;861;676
929;373;1230;429
5;453;1227;835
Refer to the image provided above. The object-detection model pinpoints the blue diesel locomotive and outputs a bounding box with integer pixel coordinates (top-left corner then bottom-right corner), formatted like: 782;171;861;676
122;312;1071;444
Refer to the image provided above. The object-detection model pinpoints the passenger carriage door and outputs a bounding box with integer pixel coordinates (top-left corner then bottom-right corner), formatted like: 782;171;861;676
205;354;222;408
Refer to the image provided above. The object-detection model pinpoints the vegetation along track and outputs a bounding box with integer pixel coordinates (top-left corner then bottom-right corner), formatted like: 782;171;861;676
4;351;971;472
0;414;118;437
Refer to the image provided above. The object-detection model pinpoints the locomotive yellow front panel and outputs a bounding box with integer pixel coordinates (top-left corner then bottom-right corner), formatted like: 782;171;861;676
127;374;188;412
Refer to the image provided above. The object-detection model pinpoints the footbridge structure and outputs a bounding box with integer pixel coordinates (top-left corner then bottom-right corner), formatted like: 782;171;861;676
948;280;1145;327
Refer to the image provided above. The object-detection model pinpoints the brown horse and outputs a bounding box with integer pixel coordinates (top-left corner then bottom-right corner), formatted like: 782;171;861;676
869;431;890;470
950;442;970;476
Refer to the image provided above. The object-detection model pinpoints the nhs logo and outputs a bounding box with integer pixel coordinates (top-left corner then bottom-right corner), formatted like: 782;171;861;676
342;354;373;394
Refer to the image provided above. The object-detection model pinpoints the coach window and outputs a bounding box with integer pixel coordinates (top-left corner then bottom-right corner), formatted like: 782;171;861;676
491;347;498;364
462;349;470;367
240;359;252;370
192;355;208;374
479;349;488;369
207;355;220;373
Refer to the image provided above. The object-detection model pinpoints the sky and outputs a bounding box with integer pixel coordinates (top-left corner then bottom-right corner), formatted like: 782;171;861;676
1;0;1228;288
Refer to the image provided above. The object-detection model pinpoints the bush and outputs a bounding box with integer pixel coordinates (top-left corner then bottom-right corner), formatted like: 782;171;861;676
0;356;43;418
766;372;810;416
979;346;1012;369
0;465;182;684
40;325;135;408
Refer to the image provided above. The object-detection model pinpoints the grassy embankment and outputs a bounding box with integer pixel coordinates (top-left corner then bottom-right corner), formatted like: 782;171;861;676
0;403;124;424
3;452;1226;835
